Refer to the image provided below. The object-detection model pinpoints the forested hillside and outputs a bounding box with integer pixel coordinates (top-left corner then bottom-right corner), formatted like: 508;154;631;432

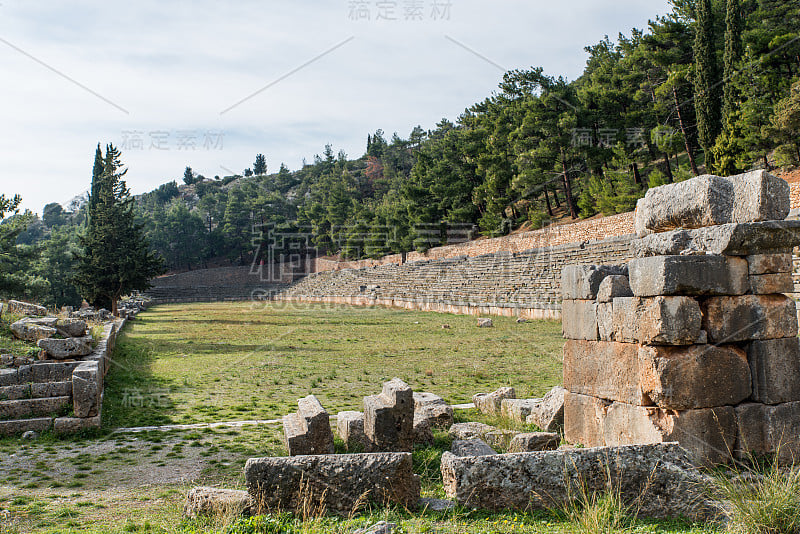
2;0;799;308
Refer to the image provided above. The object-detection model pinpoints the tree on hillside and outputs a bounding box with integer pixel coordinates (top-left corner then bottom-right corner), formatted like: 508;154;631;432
75;144;164;315
722;0;743;124
253;154;267;175
772;79;800;166
694;0;723;159
183;166;196;185
0;194;48;300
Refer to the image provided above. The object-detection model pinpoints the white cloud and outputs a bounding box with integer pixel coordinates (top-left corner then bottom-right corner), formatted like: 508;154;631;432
0;0;672;213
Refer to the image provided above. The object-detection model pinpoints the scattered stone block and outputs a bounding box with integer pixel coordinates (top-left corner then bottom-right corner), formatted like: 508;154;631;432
283;395;335;456
564;392;610;448
354;521;396;534
561;300;598;340
603;403;736;466
629;255;748;297
638;345;751;409
441;443;716;520
508;432;560;452
448;422;496;441
451;438;497;457
6;300;47;316
364;378;414;452
472;387;515;415
597;275;632;303
10;320;57;342
748;338;800;405
413;392;453;429
748;253;793;275
631;221;800;257
563;340;647;405
72;361;101;418
412;418;434;445
483;429;519;450
336;411;366;451
185;487;253;519
55;319;87;337
477;318;493;328
245;453;420;516
526;386;566;432
735;402;800;462
750;272;794;294
561;265;627;300
702;294;798;343
500;398;538;423
37;337;93;359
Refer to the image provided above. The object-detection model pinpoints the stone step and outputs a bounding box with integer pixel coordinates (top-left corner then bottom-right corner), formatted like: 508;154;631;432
0;396;71;420
0;381;73;401
0;417;53;436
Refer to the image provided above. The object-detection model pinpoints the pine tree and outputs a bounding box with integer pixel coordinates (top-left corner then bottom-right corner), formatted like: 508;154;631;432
722;0;743;124
694;0;723;161
253;154;267;175
75;144;164;315
183;166;195;185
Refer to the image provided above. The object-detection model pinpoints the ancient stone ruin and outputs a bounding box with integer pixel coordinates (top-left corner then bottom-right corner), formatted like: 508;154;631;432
562;170;800;465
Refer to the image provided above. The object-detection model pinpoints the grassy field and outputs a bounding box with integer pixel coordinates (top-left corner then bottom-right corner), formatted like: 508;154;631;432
0;302;716;533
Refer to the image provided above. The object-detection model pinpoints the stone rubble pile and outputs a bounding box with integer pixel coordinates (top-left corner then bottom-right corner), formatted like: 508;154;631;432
562;170;800;465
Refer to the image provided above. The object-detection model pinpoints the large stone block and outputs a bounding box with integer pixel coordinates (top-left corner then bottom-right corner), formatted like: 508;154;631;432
472;387;515;416
638;345;751;409
629;255;748;297
561;300;598;341
635;296;702;345
748;253;793;275
561;264;627;300
702;295;798;343
500;398;538;423
508;432;560;452
750;272;794;294
631;221;800;257
364;378;414;452
634;171;789;237
10;319;57;341
72;361;101;418
283;394;334;456
526;386;566;432
55;319;87;338
413;391;453;429
597;275;632;303
336;411;366;451
448;422;496;441
735;402;800;462
53;415;101;434
37;337;93;359
451;438;497;457
245;453;420;516
748;338;800;405
596;302;613;341
0;417;52;436
185;487;253;519
564;392;610;448
6;300;48;316
604;403;736;466
563;340;647;405
440;443;716;520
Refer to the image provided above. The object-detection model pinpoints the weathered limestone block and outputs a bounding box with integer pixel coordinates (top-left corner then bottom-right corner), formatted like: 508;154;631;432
72;361;101;418
6;300;47;316
283;395;335;456
525;386;566;432
0;417;52;436
635;296;702;345
508;432;560;452
563;340;647;405
31;381;72;398
10;320;57;342
501;398;538;423
603;403;736;466
750;272;794;294
448;422;496;441
702;295;798;343
638;345;751;409
55;319;87;337
561;300;598;340
748;253;793;275
735;402;800;462
364;378;414;452
245;453;420;516
0;368;19;387
564;392;610;448
611;297;638;343
185;487;253;518
37;337;92;359
451;438;497;457
561;264;627;300
477;318;493;328
634;170;789;237
53;414;101;433
441;443;716;520
597;275;632;303
748;338;800;405
412;418;434;445
336;411;366;451
413;392;453;429
472;387;515;416
483;429;519;450
631;221;800;257
0;396;71;419
629;255;748;297
596;302;613;341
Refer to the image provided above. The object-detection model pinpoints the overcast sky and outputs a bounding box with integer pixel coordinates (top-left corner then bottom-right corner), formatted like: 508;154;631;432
0;0;672;214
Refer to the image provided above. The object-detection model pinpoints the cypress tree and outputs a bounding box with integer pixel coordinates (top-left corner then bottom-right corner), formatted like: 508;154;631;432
722;0;743;124
694;0;723;161
75;144;164;315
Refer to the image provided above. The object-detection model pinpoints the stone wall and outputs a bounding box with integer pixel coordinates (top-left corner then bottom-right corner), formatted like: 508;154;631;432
146;265;294;304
